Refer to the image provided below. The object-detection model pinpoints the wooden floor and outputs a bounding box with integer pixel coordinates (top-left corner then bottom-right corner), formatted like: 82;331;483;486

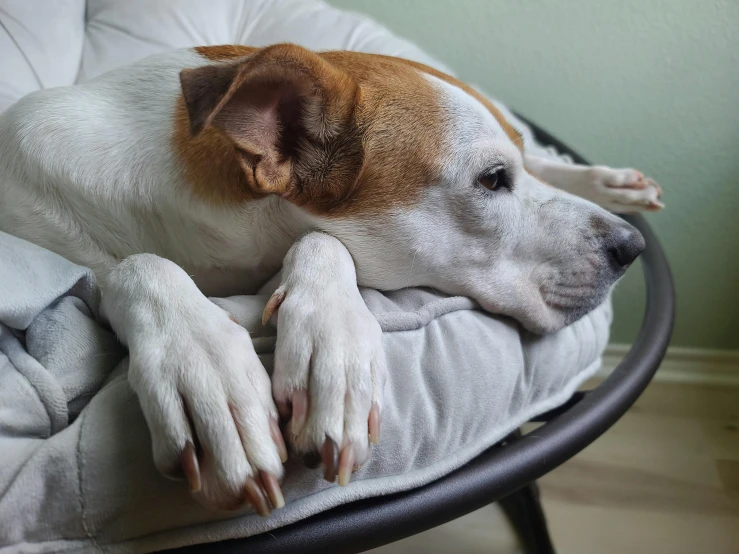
371;380;739;553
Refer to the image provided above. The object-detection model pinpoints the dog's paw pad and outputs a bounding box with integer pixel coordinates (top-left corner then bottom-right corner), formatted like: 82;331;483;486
602;169;646;189
591;167;664;213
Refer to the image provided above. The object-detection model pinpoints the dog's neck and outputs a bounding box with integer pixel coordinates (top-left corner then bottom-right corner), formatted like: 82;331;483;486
180;197;309;296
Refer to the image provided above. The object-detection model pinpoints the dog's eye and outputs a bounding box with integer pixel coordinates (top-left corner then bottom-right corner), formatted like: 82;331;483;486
477;167;506;191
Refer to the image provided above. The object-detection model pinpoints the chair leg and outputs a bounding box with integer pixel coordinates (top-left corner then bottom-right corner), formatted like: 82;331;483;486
499;481;555;554
498;429;555;554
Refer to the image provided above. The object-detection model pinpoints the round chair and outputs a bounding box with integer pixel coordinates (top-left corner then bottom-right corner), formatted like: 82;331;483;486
166;118;676;554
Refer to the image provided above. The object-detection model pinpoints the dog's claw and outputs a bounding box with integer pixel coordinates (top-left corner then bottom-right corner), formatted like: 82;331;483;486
369;403;381;445
322;436;339;482
291;390;309;435
338;444;355;486
646;177;663;197
260;470;285;510
181;441;201;493
245;477;271;517
270;418;288;463
276;399;291;422
262;289;286;326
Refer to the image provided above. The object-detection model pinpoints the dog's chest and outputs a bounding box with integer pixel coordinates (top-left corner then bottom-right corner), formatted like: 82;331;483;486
161;209;298;297
188;265;280;297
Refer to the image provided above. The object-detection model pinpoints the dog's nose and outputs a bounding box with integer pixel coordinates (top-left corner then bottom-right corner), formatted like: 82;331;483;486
606;223;645;268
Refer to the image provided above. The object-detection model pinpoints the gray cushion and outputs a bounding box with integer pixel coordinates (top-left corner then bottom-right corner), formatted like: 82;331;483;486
0;230;610;552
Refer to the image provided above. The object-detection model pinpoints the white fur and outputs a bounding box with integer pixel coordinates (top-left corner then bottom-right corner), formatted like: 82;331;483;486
524;155;663;214
0;49;301;290
102;254;282;511
0;49;658;510
269;233;386;467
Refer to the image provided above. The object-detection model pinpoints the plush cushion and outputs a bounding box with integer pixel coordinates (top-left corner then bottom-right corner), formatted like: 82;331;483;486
0;1;609;552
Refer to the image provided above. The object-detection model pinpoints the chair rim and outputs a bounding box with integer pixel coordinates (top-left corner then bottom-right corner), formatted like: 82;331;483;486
166;117;676;554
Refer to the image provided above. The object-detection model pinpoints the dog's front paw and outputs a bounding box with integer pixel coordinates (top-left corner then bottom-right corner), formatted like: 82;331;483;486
108;256;287;514
265;234;387;486
588;166;664;213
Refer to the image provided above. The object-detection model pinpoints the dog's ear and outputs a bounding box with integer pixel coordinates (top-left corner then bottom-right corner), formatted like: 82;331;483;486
179;44;362;198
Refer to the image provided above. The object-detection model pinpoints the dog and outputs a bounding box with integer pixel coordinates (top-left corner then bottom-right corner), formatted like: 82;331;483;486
0;44;662;514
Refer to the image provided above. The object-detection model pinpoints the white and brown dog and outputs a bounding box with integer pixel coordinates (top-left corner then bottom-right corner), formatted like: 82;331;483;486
0;44;662;514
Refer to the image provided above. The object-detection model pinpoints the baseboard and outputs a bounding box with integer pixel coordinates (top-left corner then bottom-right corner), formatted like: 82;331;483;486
598;344;739;387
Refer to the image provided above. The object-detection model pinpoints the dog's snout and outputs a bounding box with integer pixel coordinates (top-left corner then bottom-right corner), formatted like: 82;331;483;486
605;223;645;269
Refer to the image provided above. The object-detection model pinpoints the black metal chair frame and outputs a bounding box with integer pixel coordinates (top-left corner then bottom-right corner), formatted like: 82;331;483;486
168;118;676;554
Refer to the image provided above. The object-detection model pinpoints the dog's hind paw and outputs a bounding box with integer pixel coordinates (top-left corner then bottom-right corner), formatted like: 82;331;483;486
587;166;664;214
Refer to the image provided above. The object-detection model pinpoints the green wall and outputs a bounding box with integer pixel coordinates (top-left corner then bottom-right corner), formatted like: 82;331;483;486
330;0;739;350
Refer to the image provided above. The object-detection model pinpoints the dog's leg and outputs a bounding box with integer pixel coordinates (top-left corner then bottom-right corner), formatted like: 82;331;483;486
525;154;663;213
263;232;387;486
102;254;286;514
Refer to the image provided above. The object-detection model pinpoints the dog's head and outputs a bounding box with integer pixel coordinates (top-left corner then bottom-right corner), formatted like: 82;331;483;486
178;44;643;333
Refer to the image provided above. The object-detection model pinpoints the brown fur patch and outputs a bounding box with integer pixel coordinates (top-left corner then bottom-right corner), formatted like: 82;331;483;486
173;46;518;216
174;46;446;215
173;96;261;204
314;51;446;217
192;46;523;152
195;45;256;61
172;47;262;204
362;54;524;151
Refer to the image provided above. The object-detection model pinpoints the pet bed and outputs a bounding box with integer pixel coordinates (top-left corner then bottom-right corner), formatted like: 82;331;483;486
1;1;619;552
